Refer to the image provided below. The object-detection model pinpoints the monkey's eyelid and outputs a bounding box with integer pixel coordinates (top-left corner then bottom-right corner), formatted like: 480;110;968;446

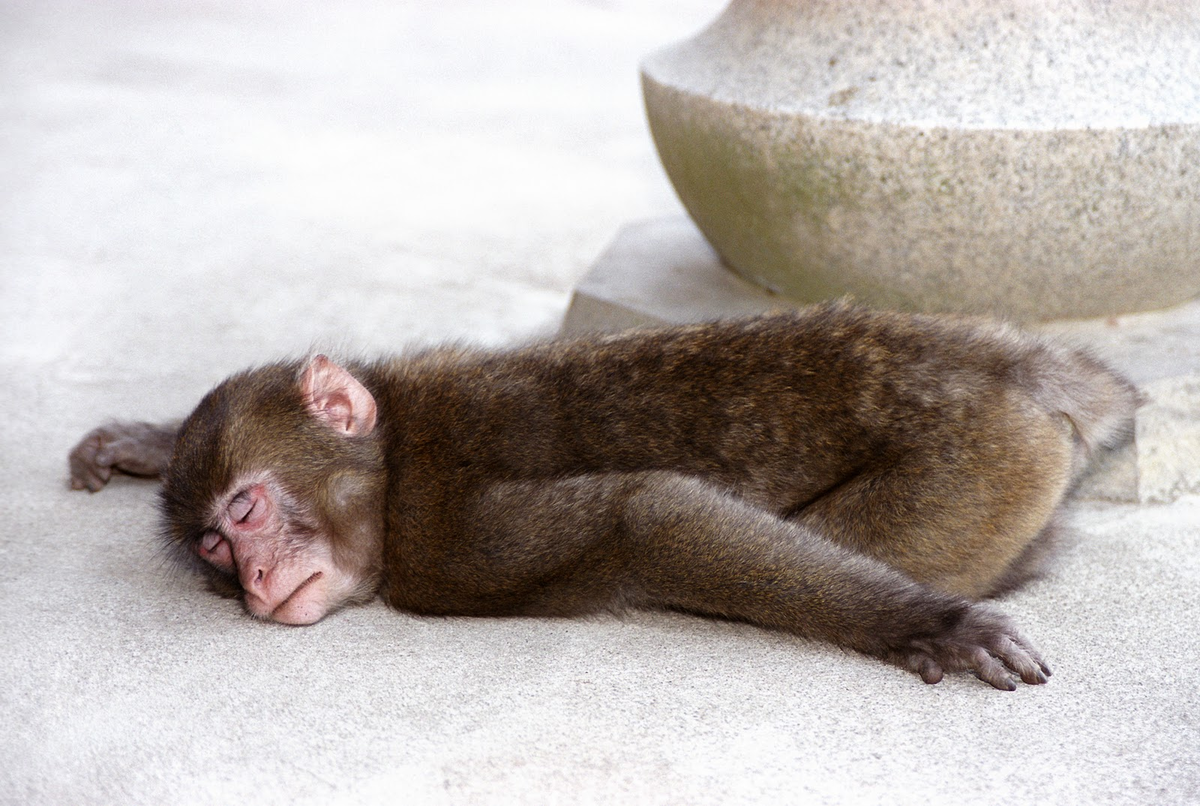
200;531;222;552
228;490;256;523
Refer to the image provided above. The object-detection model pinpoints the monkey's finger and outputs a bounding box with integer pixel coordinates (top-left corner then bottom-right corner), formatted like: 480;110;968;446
970;649;1019;691
915;656;944;685
887;649;945;684
75;465;112;492
1015;633;1052;677
992;635;1050;685
70;470;108;492
69;444;113;492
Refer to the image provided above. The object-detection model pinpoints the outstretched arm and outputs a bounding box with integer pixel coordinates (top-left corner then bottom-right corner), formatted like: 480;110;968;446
425;471;1050;690
68;421;180;491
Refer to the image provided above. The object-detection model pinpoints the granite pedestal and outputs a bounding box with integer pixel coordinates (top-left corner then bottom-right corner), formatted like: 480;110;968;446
641;0;1200;321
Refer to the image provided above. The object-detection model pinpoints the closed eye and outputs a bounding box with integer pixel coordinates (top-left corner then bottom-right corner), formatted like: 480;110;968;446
229;490;256;523
198;529;234;571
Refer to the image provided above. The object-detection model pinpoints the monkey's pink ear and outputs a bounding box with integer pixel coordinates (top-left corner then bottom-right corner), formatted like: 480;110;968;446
299;355;378;436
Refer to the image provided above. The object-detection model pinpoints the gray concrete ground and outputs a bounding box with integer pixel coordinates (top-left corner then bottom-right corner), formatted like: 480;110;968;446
1;2;1197;804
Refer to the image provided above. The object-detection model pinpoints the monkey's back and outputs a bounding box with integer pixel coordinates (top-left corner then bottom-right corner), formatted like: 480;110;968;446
366;302;1133;522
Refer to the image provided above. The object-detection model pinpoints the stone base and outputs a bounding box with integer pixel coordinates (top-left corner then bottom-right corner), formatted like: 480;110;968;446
563;217;1200;503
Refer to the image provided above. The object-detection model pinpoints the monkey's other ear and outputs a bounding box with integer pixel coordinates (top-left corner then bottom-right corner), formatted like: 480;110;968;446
299;355;378;436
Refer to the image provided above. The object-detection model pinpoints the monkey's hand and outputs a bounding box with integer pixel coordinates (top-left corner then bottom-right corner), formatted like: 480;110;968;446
884;605;1051;691
68;421;179;492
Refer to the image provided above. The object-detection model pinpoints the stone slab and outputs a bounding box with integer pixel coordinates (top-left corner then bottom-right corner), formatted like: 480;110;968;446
563;216;1200;503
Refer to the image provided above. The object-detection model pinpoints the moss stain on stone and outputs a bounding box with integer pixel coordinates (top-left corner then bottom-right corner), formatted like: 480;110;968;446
645;86;782;280
646;79;918;305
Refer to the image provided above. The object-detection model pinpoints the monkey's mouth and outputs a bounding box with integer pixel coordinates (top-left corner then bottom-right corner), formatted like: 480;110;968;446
271;572;324;621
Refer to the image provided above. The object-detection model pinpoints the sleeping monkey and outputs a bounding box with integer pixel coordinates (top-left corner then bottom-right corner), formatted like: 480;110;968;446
68;302;1139;689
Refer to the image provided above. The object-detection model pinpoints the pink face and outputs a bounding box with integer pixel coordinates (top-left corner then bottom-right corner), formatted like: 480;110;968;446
196;477;358;625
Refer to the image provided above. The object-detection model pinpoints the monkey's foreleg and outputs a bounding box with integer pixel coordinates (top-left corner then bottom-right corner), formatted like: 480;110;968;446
620;472;1050;689
68;420;180;491
465;471;1050;689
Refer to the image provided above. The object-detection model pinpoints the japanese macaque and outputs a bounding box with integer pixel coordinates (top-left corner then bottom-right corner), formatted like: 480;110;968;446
68;303;1140;689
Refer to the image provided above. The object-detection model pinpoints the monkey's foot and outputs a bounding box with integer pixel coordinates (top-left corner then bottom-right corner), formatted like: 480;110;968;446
885;606;1052;690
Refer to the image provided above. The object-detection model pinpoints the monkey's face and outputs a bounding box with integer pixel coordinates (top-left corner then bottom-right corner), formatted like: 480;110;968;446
160;356;386;624
193;473;373;624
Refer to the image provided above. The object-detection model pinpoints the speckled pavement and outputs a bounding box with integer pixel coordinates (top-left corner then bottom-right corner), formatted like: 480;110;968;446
1;2;1197;804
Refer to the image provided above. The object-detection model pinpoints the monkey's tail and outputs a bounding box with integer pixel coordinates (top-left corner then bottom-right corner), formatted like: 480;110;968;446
1027;338;1143;462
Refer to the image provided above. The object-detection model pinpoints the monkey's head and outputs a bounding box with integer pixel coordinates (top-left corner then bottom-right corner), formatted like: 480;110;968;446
160;356;387;625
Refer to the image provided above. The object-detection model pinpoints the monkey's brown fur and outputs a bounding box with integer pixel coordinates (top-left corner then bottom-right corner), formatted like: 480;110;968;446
70;302;1140;688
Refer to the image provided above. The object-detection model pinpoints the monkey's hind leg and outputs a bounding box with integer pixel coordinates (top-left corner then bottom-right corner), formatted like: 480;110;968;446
788;405;1077;601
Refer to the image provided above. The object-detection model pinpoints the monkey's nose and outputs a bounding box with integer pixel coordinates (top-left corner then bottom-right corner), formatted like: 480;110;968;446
239;565;270;598
241;573;279;621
